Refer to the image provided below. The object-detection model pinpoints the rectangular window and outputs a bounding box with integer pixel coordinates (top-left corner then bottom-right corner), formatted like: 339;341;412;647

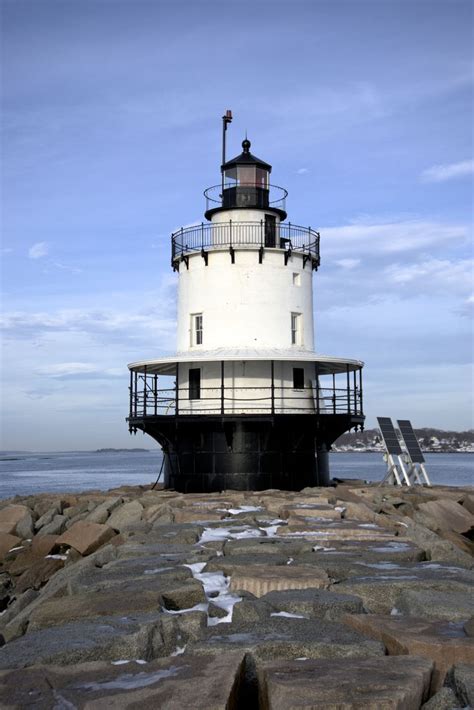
191;313;203;345
189;368;201;400
291;312;301;345
293;367;305;390
292;272;301;286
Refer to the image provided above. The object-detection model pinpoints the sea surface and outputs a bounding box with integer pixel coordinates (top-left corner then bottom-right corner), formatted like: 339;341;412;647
0;450;472;500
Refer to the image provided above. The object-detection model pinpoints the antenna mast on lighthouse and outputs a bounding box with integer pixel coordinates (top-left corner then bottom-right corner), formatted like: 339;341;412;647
221;109;233;194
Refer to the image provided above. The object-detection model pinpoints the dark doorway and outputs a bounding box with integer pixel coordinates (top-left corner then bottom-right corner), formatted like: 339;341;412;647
293;367;305;390
265;214;276;247
189;368;201;399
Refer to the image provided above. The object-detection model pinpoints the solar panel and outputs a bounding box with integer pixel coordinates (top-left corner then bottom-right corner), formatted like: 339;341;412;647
397;420;425;463
377;417;403;455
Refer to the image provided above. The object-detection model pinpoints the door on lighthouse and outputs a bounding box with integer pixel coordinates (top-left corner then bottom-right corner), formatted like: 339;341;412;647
265;215;276;247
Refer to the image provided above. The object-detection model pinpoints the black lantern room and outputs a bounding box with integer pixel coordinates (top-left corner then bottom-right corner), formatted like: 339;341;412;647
204;139;288;220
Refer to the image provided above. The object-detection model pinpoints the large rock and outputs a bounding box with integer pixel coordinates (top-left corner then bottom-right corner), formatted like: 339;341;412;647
462;494;474;515
0;613;164;669
445;663;474;707
343;614;474;691
159;579;206;611
0;505;32;536
55;520;116;555
421;686;461;709
34;504;61;531
276;521;395;543
397;587;474;622
259;588;364;620
85;496;123;524
107;501;144;531
0;533;21;560
402;520;474;568
192;616;384;661
36;514;67;537
30;534;59;557
27;588;163;630
416;499;474;534
280;504;341;521
230;564;329;597
0;651;245;708
257;656;433;710
334;563;474;614
14;557;65;595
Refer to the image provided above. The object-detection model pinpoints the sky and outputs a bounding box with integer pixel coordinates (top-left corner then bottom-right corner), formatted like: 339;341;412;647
1;0;473;451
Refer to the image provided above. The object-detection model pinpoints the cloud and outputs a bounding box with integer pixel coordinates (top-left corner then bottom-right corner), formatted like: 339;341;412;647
321;219;468;257
335;258;360;270
421;159;474;183
296;168;309;175
35;362;123;379
28;242;49;259
0;305;176;349
384;258;473;294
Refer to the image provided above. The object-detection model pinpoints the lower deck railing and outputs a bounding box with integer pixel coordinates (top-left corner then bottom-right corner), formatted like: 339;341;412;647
128;381;363;418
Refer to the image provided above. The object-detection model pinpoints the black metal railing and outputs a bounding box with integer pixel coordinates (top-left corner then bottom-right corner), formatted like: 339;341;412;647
128;376;363;420
171;221;320;267
204;183;288;213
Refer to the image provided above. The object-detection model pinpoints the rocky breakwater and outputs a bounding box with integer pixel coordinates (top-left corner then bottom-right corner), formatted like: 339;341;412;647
0;482;473;709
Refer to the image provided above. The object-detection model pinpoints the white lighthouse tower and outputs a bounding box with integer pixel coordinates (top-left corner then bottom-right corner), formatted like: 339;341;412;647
127;114;364;492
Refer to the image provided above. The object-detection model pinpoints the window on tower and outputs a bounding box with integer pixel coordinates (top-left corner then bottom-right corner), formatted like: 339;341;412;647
291;312;301;345
191;313;203;346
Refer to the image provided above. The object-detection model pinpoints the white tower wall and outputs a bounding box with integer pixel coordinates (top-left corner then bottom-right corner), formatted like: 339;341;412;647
176;209;315;354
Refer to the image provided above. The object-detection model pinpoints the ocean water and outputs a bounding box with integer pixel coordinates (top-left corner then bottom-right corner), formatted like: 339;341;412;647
0;450;472;500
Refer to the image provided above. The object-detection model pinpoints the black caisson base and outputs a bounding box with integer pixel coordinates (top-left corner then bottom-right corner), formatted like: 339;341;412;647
128;413;364;493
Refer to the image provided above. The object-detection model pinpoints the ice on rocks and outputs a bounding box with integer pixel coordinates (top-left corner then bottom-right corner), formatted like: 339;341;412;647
77;665;185;691
163;603;208;615
222;506;263;515
271;611;307;619
184;563;242;626
171;645;187;656
199;526;264;543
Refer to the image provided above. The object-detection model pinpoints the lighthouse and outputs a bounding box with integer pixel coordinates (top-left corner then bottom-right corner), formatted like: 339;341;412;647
127;115;364;492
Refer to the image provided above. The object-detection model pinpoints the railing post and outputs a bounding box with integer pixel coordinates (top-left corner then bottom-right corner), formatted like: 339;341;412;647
314;362;320;415
154;374;158;416
260;219;263;247
134;370;138;417
129;369;133;418
180;227;183;257
359;367;363;416
175;362;179;416
201;222;204;250
353;369;357;415
332;373;336;414
346;364;351;414
229;219;232;247
221;360;225;415
271;360;275;414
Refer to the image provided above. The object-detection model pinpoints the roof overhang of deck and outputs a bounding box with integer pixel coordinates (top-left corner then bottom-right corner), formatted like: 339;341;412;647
127;348;364;376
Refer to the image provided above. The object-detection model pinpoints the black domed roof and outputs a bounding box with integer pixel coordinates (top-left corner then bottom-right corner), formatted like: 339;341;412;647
222;139;272;172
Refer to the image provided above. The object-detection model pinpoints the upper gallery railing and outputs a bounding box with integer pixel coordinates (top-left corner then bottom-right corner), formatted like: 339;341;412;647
204;182;288;213
171;221;320;268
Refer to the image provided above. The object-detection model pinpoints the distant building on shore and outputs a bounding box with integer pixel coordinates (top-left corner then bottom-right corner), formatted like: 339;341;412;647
127;115;365;491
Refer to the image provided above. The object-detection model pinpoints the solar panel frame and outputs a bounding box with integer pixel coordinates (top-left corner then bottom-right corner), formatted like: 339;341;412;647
377;417;403;455
397;420;425;463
